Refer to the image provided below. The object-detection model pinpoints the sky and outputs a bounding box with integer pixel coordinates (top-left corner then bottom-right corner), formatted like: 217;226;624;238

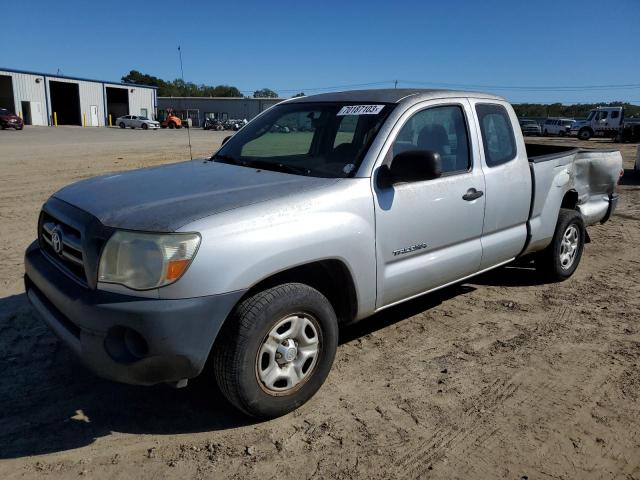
2;0;639;104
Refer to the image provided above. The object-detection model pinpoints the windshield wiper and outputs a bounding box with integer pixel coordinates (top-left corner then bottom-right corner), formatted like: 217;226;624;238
245;159;312;176
210;155;311;176
210;154;240;164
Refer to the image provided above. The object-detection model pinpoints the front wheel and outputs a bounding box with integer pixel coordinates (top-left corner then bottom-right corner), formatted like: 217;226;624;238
536;208;585;281
142;123;148;130
578;128;592;140
119;122;125;129
168;122;175;129
213;283;338;418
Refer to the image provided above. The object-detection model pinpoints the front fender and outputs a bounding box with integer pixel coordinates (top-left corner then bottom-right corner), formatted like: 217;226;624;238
161;179;377;317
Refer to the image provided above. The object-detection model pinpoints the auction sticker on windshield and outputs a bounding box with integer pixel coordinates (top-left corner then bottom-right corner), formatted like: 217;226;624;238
337;105;385;116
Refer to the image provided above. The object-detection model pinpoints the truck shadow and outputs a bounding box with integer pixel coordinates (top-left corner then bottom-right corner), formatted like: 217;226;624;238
0;293;254;460
471;260;548;287
620;169;640;186
0;275;513;459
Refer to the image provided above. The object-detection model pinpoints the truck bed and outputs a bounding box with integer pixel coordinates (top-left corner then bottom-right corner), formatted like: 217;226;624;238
523;143;622;255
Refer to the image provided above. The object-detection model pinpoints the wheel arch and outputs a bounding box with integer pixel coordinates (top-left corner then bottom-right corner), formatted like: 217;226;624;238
561;189;579;210
236;259;359;325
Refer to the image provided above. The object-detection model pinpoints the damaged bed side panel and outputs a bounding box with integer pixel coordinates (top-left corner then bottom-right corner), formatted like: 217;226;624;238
524;149;622;255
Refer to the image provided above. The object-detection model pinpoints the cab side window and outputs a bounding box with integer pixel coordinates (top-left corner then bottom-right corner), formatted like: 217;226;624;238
392;105;470;175
611;111;620;119
475;104;517;168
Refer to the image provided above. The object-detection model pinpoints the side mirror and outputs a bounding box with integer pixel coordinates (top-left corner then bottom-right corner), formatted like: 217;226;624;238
378;150;442;188
221;135;231;146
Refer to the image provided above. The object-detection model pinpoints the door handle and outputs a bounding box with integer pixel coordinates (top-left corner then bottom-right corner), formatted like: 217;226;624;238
462;188;484;201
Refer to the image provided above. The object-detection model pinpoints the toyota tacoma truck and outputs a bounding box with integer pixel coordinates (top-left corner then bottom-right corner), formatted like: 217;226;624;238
24;89;623;418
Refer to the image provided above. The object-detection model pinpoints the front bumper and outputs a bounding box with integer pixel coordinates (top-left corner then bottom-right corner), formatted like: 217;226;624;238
24;241;245;386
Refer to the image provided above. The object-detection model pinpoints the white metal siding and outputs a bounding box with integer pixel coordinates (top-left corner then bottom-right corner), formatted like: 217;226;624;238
46;76;105;126
1;68;157;127
127;86;155;119
0;70;48;124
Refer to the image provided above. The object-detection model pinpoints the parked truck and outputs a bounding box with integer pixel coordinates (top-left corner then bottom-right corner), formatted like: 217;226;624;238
570;106;640;142
25;89;623;418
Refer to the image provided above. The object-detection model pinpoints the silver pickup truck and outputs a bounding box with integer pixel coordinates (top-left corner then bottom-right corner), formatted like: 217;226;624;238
25;89;622;418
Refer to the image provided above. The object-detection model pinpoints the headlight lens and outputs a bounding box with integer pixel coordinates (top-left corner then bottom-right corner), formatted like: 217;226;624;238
98;231;200;290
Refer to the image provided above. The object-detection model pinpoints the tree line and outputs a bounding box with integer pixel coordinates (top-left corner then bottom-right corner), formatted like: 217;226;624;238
121;71;637;114
121;70;298;98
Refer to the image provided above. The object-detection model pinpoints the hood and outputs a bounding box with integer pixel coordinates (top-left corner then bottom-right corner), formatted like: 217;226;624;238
0;114;20;121
53;161;336;231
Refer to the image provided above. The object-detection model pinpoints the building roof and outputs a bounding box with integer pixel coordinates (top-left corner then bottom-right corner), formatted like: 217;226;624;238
286;88;504;104
0;67;158;89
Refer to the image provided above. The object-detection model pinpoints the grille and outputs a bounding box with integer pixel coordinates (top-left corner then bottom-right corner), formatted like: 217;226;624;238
39;211;87;283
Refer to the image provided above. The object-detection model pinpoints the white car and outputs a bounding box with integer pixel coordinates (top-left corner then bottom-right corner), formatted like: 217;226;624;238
542;118;574;136
116;115;160;130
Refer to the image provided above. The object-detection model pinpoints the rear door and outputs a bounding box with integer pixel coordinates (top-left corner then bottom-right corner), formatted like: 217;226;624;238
469;101;531;269
373;99;485;308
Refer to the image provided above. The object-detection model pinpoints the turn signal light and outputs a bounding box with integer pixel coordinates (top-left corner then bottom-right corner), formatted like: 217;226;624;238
166;259;190;281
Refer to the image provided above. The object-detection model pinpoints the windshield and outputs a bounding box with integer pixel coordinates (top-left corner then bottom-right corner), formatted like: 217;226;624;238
586;110;596;121
139;116;149;120
0;108;10;115
212;102;394;178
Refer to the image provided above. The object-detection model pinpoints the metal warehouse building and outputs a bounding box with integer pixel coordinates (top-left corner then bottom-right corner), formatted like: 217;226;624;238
158;96;282;127
0;67;157;127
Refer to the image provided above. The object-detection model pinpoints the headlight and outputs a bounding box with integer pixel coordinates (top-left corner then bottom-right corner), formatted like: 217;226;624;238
98;231;200;290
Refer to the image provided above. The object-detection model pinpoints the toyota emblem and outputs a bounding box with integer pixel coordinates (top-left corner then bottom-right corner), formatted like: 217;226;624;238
51;228;63;255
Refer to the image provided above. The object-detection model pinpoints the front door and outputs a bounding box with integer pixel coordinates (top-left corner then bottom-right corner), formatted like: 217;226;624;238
90;105;99;126
373;100;485;308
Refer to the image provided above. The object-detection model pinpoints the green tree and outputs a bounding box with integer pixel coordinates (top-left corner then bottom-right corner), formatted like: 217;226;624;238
291;92;305;98
253;88;279;98
121;70;242;98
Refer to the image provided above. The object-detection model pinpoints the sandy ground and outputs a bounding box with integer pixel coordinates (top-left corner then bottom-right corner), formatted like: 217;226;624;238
0;126;639;479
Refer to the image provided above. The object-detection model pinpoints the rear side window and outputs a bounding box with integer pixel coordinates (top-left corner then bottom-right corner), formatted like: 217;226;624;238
611;111;620;119
475;104;517;167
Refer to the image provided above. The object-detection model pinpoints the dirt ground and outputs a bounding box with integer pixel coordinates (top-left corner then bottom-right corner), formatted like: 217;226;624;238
0;126;639;479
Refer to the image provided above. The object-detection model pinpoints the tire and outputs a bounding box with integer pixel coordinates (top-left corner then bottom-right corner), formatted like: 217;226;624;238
119;122;125;129
559;130;566;137
536;208;585;281
213;283;338;418
142;123;148;130
578;128;592;140
544;129;548;136
168;122;175;129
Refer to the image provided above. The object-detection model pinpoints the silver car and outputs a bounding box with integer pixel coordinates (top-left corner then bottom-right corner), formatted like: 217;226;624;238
116;115;160;130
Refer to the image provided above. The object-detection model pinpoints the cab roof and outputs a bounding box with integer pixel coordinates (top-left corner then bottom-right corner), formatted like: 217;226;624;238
285;88;505;104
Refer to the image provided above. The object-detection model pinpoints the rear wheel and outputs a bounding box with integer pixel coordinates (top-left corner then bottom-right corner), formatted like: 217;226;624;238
536;208;585;281
544;129;548;136
119;122;125;129
168;122;175;129
213;283;338;418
